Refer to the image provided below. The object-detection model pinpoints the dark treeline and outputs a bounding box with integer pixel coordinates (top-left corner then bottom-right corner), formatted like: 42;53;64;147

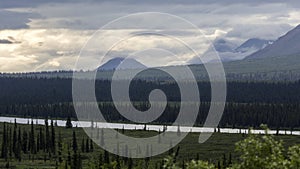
1;102;300;129
2;68;300;82
1;77;300;129
1;77;300;105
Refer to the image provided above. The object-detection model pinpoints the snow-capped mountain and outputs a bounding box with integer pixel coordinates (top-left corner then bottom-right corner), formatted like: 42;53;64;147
246;24;300;59
235;38;274;53
215;38;274;62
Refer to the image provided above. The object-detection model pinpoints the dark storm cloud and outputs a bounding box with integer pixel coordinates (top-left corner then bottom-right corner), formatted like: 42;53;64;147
0;10;41;29
0;39;12;44
0;36;20;44
2;0;300;31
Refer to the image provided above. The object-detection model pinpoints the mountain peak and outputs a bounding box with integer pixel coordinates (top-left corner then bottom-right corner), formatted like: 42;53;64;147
97;57;147;71
246;24;300;59
235;38;274;53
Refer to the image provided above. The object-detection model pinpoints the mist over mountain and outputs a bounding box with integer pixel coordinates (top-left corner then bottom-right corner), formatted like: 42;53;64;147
213;38;237;53
208;38;274;62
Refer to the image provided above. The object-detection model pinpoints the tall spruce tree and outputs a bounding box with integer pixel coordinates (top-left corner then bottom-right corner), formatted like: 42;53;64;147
22;130;28;153
39;128;45;152
51;120;56;153
45;118;50;152
58;131;63;163
66;116;72;129
1;123;8;159
12;124;17;156
29;120;36;154
85;138;89;153
72;131;77;152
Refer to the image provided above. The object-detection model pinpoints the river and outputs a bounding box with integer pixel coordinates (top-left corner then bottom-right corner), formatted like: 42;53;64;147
0;116;299;136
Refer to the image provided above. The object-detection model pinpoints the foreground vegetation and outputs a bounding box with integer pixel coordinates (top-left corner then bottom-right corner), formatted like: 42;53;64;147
0;121;299;168
164;125;300;169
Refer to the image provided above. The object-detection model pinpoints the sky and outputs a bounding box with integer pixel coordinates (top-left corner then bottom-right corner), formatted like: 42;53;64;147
0;0;300;72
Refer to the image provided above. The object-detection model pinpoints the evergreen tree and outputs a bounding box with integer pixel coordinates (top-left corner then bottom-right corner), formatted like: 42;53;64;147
51;120;56;153
22;130;28;153
104;150;109;164
66;116;72;129
122;125;125;134
85;138;89;153
128;157;133;169
158;130;161;143
116;155;121;169
29;120;36;154
45;118;50;152
58;131;63;163
72;131;77;152
228;153;232;165
177;125;181;136
90;139;94;152
12;124;17;156
15;138;21;161
39;128;45;152
15;127;22;162
67;146;71;166
14;119;17;128
81;138;85;153
96;128;100;140
8;127;12;158
72;152;78;169
100;129;104;146
17;127;22;153
1;123;8;159
36;132;40;152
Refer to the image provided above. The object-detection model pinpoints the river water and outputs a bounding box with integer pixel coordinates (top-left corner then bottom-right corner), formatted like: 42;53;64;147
0;116;299;136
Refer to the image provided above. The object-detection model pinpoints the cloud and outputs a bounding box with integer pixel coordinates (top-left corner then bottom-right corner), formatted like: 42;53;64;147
0;9;40;30
0;29;92;72
1;1;300;72
0;39;13;44
0;36;21;44
226;24;293;40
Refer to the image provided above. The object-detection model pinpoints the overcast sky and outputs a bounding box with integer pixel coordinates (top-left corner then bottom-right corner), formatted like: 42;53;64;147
0;0;300;72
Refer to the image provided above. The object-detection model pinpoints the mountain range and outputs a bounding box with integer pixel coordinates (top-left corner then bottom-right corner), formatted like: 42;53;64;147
101;37;275;68
220;24;300;77
100;24;300;72
98;24;300;70
2;24;300;81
